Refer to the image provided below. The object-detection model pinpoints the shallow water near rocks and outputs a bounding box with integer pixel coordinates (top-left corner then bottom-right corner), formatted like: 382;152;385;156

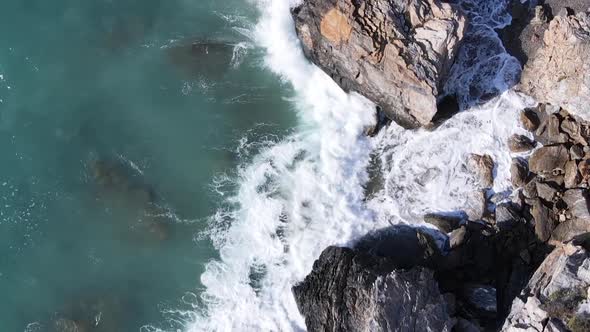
0;1;296;330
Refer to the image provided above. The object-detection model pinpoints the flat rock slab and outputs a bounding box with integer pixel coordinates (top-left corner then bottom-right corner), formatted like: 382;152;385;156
292;0;466;128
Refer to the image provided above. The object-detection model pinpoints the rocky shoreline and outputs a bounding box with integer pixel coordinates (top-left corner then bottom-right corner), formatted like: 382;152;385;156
291;1;590;331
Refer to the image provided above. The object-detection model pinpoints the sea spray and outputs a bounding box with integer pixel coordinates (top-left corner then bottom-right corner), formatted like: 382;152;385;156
191;0;378;330
192;0;535;331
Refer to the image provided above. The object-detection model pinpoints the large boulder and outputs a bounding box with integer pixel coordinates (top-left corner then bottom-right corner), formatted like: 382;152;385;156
501;244;590;332
519;10;590;121
292;0;466;128
529;145;569;177
293;246;455;332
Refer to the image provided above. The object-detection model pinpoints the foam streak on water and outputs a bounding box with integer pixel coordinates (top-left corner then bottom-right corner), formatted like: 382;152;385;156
192;0;535;331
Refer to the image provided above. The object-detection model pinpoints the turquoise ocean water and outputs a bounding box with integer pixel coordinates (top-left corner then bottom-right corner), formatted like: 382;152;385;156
0;1;295;330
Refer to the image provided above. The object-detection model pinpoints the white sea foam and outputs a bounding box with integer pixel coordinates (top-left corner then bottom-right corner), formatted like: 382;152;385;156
189;0;535;331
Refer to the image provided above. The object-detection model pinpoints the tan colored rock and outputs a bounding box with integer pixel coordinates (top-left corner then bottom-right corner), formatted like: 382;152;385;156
293;0;467;128
520;12;590;121
320;9;352;45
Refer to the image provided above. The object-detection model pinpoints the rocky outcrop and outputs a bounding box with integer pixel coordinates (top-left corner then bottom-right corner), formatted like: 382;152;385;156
519;9;590;122
292;0;466;128
294;220;550;331
293;246;455;332
502;244;590;332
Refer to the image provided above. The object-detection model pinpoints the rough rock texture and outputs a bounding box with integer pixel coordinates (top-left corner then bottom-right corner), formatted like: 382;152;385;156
529;145;569;177
520;10;590;121
467;154;495;189
292;0;466;128
293;246;455;332
501;244;590;332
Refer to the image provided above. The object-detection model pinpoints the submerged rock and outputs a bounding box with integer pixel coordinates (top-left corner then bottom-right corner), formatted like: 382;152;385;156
166;40;235;77
292;0;467;128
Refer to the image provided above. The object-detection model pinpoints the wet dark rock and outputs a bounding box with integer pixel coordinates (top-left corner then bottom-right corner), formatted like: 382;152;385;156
292;246;455;332
531;199;556;242
511;158;529;188
529;145;569;177
355;225;443;269
292;0;466;128
499;2;550;65
496;203;523;231
521;108;541;132
467;154;495;189
508;134;536;153
454;318;482;332
523;177;539;199
424;213;462;233
462;285;497;317
570;144;585;160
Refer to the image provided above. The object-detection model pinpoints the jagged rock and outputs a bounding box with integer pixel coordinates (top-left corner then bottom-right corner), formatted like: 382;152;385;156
529;145;569;177
536;182;559;203
579;159;590;181
465;190;487;221
424;213;462;233
355;225;443;269
292;0;467;128
502;245;590;332
565;160;582;188
561;117;587;145
462;285;497;317
523;177;539;199
535;115;569;145
292;246;455;332
520;11;590;122
508;134;536;153
511;158;529;188
520;108;541;132
531;199;556;242
571;145;585;160
499;2;550;65
496;203;523;231
450;226;467;249
467;154;495;189
552;189;590;242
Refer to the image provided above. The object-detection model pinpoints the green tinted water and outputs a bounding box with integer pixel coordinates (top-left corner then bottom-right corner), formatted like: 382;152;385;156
0;1;295;330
